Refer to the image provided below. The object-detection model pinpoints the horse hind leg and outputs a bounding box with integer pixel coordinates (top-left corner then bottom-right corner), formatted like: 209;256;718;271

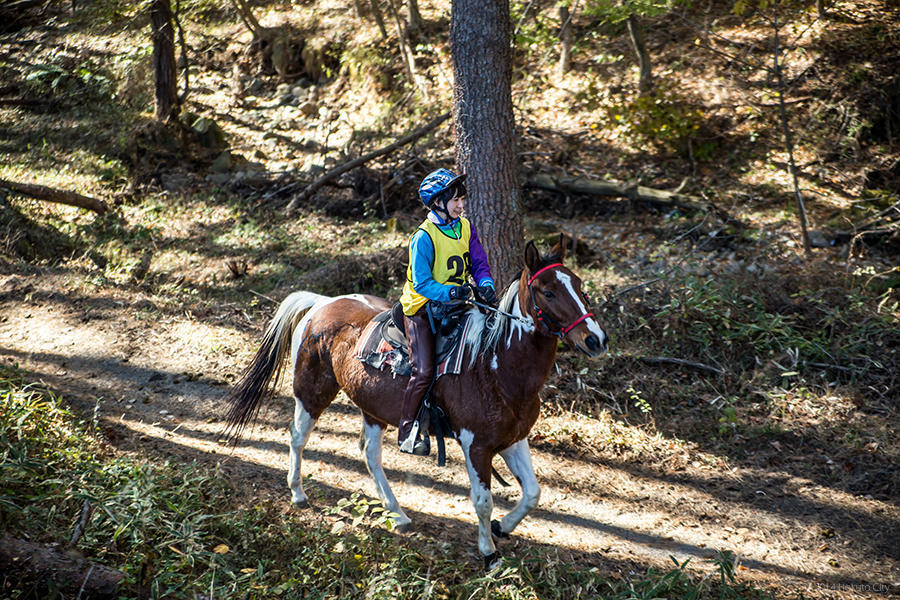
287;396;318;507
359;415;412;531
287;346;340;507
494;438;540;538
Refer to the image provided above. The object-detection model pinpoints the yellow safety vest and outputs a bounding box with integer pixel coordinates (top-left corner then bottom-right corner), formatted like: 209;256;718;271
399;218;472;316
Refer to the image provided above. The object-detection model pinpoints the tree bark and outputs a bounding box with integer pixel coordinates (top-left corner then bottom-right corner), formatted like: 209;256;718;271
773;0;811;253
151;0;179;122
231;0;262;37
626;12;652;95
387;0;422;94
407;0;425;34
368;0;389;40
0;178;110;214
557;5;572;76
451;0;524;286
0;534;125;599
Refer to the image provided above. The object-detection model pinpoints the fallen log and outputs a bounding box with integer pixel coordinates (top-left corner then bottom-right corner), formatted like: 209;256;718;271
0;178;109;214
0;534;125;599
525;172;712;213
0;97;47;107
639;356;724;375
285;112;450;213
832;201;900;244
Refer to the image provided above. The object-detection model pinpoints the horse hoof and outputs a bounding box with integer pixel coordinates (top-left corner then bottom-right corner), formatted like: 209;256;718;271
291;499;310;509
491;520;510;541
392;520;413;533
483;551;501;571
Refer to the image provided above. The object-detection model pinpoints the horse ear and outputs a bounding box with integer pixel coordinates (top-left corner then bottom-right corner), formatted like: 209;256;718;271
550;233;568;262
524;240;541;273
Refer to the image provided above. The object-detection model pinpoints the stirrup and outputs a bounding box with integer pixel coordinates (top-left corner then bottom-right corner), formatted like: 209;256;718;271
399;434;430;456
399;419;430;456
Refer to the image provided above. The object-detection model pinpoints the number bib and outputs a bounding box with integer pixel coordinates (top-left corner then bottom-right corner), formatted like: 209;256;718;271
400;218;472;316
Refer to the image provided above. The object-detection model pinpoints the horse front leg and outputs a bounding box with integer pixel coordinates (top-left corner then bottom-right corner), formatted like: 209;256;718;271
288;397;317;507
493;438;540;539
359;416;412;531
460;430;500;570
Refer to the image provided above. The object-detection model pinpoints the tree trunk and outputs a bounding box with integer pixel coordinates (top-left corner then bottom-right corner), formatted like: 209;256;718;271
387;0;421;94
368;0;389;40
451;0;524;286
407;0;425;34
557;5;572;75
450;0;523;284
151;0;179;121
626;12;652;95
773;0;811;253
230;0;262;37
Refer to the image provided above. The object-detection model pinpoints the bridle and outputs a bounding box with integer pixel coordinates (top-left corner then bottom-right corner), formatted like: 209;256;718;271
526;263;595;338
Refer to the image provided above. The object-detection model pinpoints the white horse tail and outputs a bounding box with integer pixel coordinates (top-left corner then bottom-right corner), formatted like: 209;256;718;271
224;291;328;441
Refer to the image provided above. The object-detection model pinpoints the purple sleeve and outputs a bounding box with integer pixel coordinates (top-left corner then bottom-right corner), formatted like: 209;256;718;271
468;224;495;287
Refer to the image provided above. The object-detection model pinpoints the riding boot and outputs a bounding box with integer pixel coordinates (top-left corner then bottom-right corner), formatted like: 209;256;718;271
398;307;435;456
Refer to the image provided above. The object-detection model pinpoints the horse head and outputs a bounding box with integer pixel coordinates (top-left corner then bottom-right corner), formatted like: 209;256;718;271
522;236;608;357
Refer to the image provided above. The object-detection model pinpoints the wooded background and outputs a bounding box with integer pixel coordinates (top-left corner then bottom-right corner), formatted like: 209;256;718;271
0;0;897;597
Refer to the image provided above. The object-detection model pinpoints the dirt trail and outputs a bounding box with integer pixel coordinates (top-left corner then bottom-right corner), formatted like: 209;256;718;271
1;276;897;599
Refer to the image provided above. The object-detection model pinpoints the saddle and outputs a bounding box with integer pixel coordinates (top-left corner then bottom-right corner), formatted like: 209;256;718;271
354;302;472;379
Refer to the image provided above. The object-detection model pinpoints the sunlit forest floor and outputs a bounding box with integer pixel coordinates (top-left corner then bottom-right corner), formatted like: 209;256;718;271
1;0;898;598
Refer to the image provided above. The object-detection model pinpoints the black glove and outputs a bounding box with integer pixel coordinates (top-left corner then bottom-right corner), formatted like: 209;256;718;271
476;285;497;305
448;284;471;301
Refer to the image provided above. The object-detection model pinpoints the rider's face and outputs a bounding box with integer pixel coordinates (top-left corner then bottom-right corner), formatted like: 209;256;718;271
445;193;465;219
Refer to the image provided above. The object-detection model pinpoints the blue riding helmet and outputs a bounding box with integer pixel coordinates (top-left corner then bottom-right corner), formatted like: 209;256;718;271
418;168;467;208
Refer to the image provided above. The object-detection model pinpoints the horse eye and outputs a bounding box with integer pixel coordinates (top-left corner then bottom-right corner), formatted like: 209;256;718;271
543;290;555;299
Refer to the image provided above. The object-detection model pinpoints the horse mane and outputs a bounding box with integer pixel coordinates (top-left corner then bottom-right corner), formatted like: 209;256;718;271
461;246;565;366
462;272;535;367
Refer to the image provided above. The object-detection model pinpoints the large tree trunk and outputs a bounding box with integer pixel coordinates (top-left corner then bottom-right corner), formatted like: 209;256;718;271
626;12;652;95
450;0;524;286
151;0;179;121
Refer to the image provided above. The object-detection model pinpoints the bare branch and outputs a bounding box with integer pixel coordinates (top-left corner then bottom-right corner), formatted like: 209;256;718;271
0;178;109;214
285;112;450;212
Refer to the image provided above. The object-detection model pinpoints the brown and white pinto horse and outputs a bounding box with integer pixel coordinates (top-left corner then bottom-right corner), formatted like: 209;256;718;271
223;238;607;568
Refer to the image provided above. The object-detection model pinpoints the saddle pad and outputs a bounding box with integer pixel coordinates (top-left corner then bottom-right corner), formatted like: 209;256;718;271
354;309;474;379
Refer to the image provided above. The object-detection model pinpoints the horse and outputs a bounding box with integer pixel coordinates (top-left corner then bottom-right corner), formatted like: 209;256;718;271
223;237;607;569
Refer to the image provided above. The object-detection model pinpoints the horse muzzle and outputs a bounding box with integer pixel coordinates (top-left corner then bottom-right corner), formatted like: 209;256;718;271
574;330;608;357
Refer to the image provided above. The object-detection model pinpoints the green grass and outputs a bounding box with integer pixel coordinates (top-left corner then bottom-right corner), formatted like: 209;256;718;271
0;364;764;599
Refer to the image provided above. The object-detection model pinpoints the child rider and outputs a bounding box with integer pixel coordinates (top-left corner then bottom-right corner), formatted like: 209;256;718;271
397;168;497;455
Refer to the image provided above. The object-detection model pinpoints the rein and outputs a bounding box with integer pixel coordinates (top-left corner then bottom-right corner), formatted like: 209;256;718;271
527;263;594;338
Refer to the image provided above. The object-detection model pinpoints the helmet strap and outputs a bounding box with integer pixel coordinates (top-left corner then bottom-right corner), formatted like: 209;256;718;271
430;200;452;225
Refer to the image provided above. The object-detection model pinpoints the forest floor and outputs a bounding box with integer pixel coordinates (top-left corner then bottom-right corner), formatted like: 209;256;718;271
1;0;899;597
